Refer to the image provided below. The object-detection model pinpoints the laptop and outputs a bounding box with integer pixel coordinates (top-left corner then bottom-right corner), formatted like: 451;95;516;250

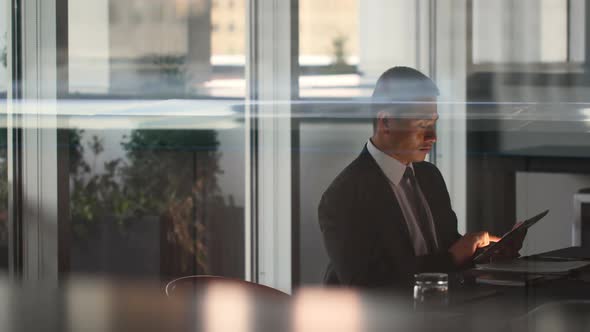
473;209;550;264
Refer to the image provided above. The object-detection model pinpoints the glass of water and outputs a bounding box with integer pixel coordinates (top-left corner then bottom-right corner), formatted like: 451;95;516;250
413;273;449;310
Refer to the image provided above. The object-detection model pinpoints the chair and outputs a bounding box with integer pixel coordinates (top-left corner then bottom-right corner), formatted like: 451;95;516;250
165;275;290;331
164;275;290;300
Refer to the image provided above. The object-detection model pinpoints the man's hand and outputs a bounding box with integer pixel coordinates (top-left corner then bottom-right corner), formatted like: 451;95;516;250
448;232;501;266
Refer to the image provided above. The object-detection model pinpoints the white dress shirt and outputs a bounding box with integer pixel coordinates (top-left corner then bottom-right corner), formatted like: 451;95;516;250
366;139;439;256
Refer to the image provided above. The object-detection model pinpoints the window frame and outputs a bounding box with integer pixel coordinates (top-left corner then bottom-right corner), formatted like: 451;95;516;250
7;0;298;291
7;0;24;279
246;0;297;293
9;0;60;282
8;0;470;288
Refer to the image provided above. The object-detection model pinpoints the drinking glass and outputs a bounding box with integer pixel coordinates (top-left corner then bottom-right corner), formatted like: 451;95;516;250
413;273;449;310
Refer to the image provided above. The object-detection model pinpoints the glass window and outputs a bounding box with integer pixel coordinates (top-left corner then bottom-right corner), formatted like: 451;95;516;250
299;0;362;98
296;0;423;285
9;0;590;301
295;0;590;288
63;0;246;281
467;0;590;257
472;0;569;64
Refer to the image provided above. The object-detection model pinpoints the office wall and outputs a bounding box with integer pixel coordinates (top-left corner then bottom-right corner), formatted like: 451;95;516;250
358;0;416;82
517;172;590;256
298;121;370;285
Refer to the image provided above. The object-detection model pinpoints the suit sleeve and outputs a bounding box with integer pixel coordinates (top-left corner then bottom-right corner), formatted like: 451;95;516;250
432;164;463;243
318;183;378;287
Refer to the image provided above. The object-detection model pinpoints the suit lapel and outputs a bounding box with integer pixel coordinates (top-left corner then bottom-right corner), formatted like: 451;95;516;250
357;146;413;250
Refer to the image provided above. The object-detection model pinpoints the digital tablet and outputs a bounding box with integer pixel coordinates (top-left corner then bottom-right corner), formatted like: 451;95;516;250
473;209;549;264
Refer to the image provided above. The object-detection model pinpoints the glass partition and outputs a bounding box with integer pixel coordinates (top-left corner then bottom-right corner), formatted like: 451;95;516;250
7;0;590;298
296;0;434;286
63;0;246;281
295;0;590;287
466;1;590;255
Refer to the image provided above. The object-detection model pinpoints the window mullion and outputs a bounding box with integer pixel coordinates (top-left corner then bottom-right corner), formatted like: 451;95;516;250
246;0;294;293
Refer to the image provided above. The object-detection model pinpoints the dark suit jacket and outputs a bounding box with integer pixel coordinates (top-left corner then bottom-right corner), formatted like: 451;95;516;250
318;145;462;288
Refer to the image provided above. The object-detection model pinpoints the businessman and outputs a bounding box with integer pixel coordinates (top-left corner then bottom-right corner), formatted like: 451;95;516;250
318;67;515;288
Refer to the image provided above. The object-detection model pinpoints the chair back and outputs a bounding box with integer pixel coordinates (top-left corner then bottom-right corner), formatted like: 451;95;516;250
165;275;290;300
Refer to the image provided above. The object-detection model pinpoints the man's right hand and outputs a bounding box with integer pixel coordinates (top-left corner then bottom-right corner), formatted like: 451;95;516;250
448;232;501;267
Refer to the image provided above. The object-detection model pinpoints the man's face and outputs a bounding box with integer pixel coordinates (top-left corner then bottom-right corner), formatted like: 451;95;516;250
385;99;438;164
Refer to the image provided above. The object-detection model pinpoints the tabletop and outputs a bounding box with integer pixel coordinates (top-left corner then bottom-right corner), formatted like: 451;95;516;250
1;273;590;332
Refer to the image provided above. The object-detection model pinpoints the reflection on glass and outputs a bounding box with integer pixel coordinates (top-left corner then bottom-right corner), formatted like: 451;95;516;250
299;0;444;98
473;0;568;64
65;0;246;281
65;114;245;280
295;0;590;287
68;0;245;98
466;0;590;245
299;0;362;98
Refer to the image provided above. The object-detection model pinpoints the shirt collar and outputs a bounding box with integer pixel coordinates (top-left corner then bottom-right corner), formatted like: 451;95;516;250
367;139;413;186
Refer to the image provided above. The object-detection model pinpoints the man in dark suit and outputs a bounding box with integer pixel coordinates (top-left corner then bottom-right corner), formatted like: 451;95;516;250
318;67;503;288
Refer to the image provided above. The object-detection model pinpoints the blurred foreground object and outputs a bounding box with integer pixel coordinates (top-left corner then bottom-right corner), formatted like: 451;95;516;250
2;276;590;331
164;275;289;299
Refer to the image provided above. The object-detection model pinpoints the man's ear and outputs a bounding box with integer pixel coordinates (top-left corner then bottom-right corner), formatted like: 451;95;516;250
377;111;391;130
